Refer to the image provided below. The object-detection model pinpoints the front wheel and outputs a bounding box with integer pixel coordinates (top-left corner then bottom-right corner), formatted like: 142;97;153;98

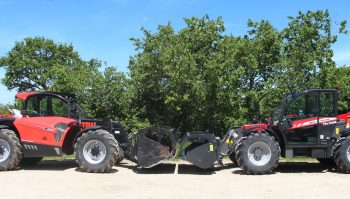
236;132;280;175
0;129;21;171
75;130;119;173
334;136;350;173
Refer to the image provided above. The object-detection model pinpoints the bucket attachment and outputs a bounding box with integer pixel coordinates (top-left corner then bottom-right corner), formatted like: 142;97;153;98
135;126;176;168
180;132;219;169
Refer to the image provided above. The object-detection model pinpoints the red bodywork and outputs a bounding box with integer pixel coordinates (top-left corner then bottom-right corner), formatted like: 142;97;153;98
242;112;350;132
242;123;268;132
0;114;13;118
14;116;77;147
15;92;38;100
338;113;350;128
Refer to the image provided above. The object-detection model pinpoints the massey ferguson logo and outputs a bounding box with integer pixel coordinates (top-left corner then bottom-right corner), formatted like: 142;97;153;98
81;122;97;129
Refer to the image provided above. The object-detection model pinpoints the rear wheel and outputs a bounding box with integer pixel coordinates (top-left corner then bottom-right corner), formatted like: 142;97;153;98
20;157;43;166
236;132;280;175
75;129;119;173
334;136;350;173
0;129;21;171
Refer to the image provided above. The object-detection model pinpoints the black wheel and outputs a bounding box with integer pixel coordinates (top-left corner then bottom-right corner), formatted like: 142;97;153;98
334;136;350;173
20;157;43;166
235;132;280;175
75;129;119;173
115;156;123;165
228;151;238;166
115;144;124;165
316;158;335;166
0;129;21;171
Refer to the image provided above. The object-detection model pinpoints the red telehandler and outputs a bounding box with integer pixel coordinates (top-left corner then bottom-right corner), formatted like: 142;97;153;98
0;92;179;172
229;89;350;174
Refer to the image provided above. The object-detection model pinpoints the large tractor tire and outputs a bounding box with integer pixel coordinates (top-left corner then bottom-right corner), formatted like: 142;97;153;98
75;129;119;173
228;151;238;166
316;158;335;166
236;132;280;175
0;129;21;171
334;136;350;173
20;157;43;166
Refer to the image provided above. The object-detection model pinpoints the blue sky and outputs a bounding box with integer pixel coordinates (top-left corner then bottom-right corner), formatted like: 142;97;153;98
0;0;350;104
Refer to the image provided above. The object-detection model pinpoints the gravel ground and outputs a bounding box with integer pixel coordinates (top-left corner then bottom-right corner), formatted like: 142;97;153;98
1;159;349;199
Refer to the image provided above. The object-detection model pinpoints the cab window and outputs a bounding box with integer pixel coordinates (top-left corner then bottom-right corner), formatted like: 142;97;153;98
284;92;318;120
25;95;69;117
26;96;39;115
319;92;335;117
51;97;69;117
38;96;49;115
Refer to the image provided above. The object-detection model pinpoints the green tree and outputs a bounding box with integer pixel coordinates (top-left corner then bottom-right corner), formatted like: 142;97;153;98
0;36;98;93
323;66;350;113
0;104;11;114
129;15;231;133
129;11;347;135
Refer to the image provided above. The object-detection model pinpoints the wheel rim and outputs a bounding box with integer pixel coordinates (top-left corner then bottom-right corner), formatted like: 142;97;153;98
0;139;11;163
247;141;272;166
82;140;107;164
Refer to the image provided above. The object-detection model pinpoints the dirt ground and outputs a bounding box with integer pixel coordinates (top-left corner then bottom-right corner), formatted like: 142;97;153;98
1;159;349;199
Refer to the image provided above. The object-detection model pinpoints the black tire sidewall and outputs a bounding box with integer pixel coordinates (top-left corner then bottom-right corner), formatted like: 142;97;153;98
0;130;20;170
76;131;115;170
238;133;280;174
335;137;350;172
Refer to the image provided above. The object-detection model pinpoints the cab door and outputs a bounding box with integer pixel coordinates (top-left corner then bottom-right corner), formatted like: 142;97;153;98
317;91;337;145
279;91;319;145
14;94;74;157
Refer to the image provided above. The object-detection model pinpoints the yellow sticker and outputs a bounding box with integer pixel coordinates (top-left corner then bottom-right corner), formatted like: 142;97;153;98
336;128;340;135
209;144;214;152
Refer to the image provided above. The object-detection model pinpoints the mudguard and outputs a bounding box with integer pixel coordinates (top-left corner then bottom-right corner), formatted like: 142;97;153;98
340;128;350;137
0;125;9;129
231;126;263;143
135;126;176;168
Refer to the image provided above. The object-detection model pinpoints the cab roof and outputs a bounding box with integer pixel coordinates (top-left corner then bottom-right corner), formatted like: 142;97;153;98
15;92;76;101
15;92;38;100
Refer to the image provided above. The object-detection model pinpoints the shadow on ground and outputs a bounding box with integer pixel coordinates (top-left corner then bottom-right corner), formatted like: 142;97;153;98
20;159;119;173
117;161;237;175
20;159;78;171
232;162;340;175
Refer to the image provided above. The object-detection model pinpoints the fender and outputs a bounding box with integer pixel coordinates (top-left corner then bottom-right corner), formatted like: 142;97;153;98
0;125;9;130
74;125;104;143
340;128;350;137
233;126;266;142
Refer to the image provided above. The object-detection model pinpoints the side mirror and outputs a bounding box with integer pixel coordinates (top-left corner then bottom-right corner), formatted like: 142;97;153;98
20;110;29;116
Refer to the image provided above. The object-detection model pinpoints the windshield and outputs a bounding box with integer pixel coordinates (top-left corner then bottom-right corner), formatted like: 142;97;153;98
271;95;293;125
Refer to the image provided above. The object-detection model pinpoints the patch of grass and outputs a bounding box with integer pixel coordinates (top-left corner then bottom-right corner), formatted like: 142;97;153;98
43;155;75;161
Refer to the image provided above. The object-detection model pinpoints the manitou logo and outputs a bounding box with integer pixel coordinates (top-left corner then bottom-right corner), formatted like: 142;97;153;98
80;121;97;129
